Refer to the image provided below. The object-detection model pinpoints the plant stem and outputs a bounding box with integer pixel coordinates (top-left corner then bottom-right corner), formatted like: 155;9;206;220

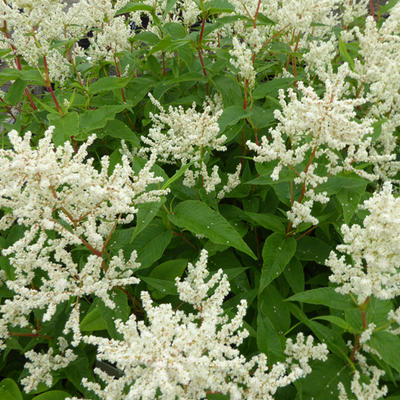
43;56;63;115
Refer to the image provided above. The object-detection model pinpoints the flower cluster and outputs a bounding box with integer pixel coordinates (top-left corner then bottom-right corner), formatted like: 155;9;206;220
76;250;328;400
247;64;394;227
351;5;400;155
140;94;239;194
326;182;400;304
0;127;167;351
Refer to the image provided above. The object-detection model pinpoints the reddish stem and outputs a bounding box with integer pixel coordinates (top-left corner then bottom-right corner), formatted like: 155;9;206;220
252;24;289;65
113;56;126;102
199;17;206;44
292;33;301;77
172;231;197;249
298;145;317;204
0;96;16;121
2;21;37;110
198;18;207;77
369;0;375;19
8;331;53;341
296;225;316;241
198;50;208;77
43;56;63;115
253;0;262;27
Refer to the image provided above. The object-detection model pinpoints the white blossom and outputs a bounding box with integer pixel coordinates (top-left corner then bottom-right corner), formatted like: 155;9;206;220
248;65;394;227
80;250;328;400
21;346;77;392
141;94;227;192
0;127;167;348
326;182;400;304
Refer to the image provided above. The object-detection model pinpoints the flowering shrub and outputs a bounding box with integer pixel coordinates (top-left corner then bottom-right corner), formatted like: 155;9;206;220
0;0;400;399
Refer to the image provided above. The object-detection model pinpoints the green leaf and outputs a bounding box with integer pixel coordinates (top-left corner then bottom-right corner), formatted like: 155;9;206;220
257;312;285;363
162;162;195;190
0;68;21;81
301;355;351;399
244;211;285;233
336;188;362;225
205;0;235;14
134;31;160;46
212;75;242;107
313;315;358;333
103;119;140;146
339;37;355;70
286;287;357;310
125;78;155;107
99;290;130;338
317;174;368;196
6;79;26;105
140;276;177;296
249;106;275;129
369;332;400;373
80;105;126;132
164;22;186;39
296;236;332;264
283;258;304;293
64;349;94;398
130;219;173;268
32;391;71;400
48;112;80;147
259;284;291;333
259;233;296;293
80;305;107;332
89;76;131;94
169;200;256;259
253;78;296;99
0;378;22;400
131;199;165;241
148;35;189;56
149;258;188;280
218;105;250;133
163;0;179;16
19;68;46;84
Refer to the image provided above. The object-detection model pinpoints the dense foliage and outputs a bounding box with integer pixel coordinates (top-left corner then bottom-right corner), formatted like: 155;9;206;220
0;0;400;398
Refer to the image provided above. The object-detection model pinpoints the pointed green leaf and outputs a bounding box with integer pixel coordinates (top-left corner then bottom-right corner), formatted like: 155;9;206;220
149;259;188;280
369;332;400;373
80;105;126;132
205;0;235;14
80;306;107;332
140;276;177;296
89;76;131;94
32;391;71;400
129;219;173;268
339;37;355;70
286;287;357;310
296;236;332;264
218;105;250;133
169;200;256;259
313;315;358;334
103;119;140;146
245;211;286;234
6;79;26;105
0;378;22;400
48;112;80;147
131;199;165;241
259;233;296;293
336;188;362;225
